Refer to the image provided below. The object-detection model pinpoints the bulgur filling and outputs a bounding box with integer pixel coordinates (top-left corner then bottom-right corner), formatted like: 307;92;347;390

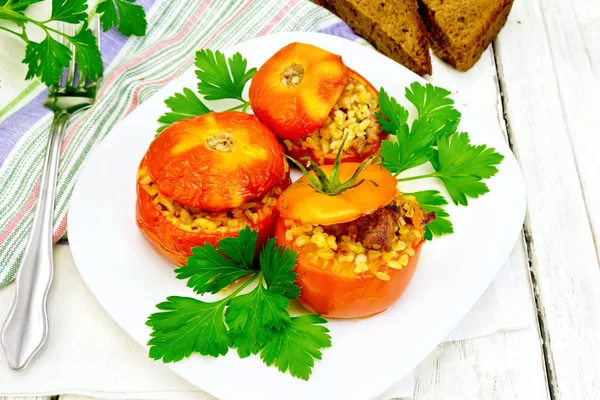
283;75;383;163
282;193;424;281
138;167;281;233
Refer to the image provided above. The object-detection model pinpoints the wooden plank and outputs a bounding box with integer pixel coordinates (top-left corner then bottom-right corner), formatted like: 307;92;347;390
412;236;549;400
569;0;600;71
494;0;600;398
413;328;549;400
407;29;550;397
535;0;600;255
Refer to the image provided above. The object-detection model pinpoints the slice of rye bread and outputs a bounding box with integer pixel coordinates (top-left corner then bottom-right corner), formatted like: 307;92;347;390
418;0;514;71
314;0;432;76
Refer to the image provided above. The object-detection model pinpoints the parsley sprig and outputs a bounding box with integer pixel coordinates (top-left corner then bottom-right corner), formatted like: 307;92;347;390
146;226;331;380
0;0;147;85
156;49;256;133
405;190;453;240
378;82;504;239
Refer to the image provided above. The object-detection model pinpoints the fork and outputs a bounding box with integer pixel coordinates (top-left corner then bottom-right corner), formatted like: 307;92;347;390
1;17;101;371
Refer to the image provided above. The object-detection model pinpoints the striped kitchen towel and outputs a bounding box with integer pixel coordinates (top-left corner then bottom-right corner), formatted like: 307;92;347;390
0;0;365;287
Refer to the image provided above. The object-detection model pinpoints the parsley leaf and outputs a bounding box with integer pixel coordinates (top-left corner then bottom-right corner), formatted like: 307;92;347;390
405;82;462;137
376;87;409;134
97;0;147;36
434;132;504;205
71;22;103;82
175;226;258;294
1;0;147;85
260;238;300;300
5;0;44;11
406;190;454;240
195;50;257;101
147;228;330;380
226;282;290;358
379;81;503;240
260;315;332;381
51;0;88;23
156;88;211;133
146;296;229;362
225;238;297;357
175;245;253;295
216;225;258;269
22;36;71;86
380;117;436;176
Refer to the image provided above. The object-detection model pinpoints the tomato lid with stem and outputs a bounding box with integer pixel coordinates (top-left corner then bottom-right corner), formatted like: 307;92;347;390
277;133;398;225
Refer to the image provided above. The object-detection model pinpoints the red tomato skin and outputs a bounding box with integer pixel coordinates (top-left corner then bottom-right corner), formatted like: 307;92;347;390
145;112;286;212
280;68;387;166
249;43;348;140
137;175;289;266
275;216;423;319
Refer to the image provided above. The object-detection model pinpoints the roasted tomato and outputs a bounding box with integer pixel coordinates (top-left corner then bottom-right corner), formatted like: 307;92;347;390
250;41;387;165
282;69;387;165
136;112;289;266
249;42;348;140
144;112;285;212
275;160;428;318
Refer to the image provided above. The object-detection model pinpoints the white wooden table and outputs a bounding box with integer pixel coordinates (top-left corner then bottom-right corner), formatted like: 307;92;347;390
3;0;600;399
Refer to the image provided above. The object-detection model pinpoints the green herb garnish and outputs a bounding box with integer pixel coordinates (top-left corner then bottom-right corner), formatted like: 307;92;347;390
146;226;331;381
97;0;147;36
378;82;504;238
156;88;212;134
405;190;454;240
0;0;147;85
156;49;256;133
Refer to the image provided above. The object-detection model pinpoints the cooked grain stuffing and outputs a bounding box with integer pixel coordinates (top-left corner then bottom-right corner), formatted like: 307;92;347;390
138;167;281;233
283;192;434;281
283;74;383;164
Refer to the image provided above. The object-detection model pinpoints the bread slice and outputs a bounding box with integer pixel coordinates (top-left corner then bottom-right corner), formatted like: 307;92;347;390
418;0;514;71
314;0;432;76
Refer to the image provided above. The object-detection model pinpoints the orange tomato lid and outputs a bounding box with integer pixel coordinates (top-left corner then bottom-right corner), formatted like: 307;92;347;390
249;42;348;140
144;112;285;212
277;163;398;225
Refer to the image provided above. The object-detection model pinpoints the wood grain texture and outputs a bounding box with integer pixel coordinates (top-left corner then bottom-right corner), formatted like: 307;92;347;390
494;0;600;398
413;328;549;400
412;237;550;400
535;0;600;256
409;39;549;399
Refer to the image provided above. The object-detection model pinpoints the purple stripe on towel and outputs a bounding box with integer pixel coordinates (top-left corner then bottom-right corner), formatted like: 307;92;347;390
0;0;157;168
318;21;360;41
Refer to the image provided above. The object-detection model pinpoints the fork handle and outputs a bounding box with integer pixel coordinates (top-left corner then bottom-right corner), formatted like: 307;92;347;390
1;111;70;371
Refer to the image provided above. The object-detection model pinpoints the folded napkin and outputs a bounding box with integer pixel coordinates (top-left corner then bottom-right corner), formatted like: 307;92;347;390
0;0;350;287
0;244;531;399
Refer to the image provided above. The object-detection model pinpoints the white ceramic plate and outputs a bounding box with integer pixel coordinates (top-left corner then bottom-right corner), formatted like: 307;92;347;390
69;32;526;400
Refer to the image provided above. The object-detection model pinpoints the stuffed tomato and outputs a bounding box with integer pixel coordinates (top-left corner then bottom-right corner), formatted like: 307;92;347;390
275;157;433;319
249;42;387;166
136;112;289;266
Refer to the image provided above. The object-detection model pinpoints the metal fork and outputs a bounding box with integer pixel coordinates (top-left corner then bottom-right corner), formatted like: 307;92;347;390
1;17;101;371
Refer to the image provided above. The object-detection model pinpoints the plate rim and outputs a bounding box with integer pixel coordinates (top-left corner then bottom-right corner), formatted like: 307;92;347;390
68;31;527;400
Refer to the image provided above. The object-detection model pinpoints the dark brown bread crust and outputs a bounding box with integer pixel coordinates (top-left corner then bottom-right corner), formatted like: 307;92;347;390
314;0;432;76
418;0;514;71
